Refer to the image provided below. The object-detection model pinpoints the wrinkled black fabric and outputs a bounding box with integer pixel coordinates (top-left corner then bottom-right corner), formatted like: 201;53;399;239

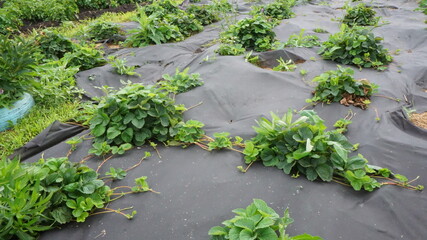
12;121;86;161
23;0;427;239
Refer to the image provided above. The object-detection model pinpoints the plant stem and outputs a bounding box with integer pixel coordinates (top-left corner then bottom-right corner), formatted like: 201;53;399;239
183;101;203;112
96;154;114;173
372;94;400;102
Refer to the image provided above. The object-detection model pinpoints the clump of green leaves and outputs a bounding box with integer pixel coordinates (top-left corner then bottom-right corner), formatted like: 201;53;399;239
86;21;122;41
208;132;233;150
186;4;221;25
416;0;427;15
34;30;74;60
0;8;22;35
319;24;392;70
0;157;110;239
245;51;260;65
107;56;140;76
208;199;323;240
342;3;379;27
4;0;78;22
0;35;36;108
62;44;106;71
216;41;246;56
221;15;277;52
272;58;297;72
283;29;321;48
313;28;328;33
242;110;420;191
165;11;203;37
89;83;184;146
307;66;378;109
160;67;204;94
250;0;294;20
173;120;205;143
123;12;183;47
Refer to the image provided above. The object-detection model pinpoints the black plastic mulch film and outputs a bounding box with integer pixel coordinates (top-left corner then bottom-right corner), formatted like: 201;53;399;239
20;0;427;239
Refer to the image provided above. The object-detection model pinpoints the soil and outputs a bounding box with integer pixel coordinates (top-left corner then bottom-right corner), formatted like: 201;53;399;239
339;93;370;109
410;112;427;129
19;3;143;33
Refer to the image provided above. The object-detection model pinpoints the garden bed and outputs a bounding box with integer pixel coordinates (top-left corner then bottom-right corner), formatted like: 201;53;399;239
3;0;427;239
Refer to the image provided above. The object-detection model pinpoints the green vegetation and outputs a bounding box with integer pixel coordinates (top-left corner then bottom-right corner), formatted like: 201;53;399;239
307;66;378;109
272;58;297;72
283;29;321;48
86;21;122;41
208;199;323;240
0;156;154;239
343;3;379;27
108;56;140;76
160;68;204;94
0;36;37;108
220;15;277;53
250;0;294;20
242;110;421;191
319;24;392;70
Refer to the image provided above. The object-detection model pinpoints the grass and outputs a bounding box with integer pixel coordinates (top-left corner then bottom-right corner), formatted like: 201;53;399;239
0;101;82;159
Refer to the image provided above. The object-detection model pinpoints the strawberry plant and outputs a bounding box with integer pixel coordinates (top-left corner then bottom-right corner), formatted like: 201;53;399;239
222;15;277;52
123;12;183;47
307;66;378;109
272;58;296;72
242;110;422;191
216;41;246;56
107;56;140;76
62;44;106;71
342;3;379;27
172;120;205;143
0;8;22;35
283;29;321;48
35;30;74;60
4;0;78;22
165;11;203;37
186;4;221;25
318;25;392;70
160;67;204;94
0;156;156;239
86;21;122;41
208;199;323;240
89;83;184;146
250;0;294;20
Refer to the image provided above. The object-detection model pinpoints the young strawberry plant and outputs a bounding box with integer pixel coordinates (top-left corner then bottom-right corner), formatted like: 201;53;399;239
186;4;221;26
318;25;392;70
283;29;321;48
165;11;204;37
242;109;423;191
160;67;204;94
107;56;140;76
342;3;380;27
89;83;185;146
221;15;277;52
208;199;323;240
272;58;297;72
307;66;378;109
216;41;246;56
250;0;294;20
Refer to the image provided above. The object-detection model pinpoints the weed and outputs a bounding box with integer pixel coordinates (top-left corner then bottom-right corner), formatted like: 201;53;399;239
283;29;321;48
107;56;140;76
313;28;328;33
272;58;297;72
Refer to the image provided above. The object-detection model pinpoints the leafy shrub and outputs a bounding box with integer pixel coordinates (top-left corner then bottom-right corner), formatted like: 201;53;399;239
160;68;204;93
208;199;323;240
283;29;321;48
0;8;22;35
0;36;36;108
165;11;203;37
222;15;277;52
307;66;378;109
86;21;121;41
35;30;74;59
186;4;221;25
243;110;413;191
0;157;110;239
343;3;379;27
318;25;392;70
76;0;144;9
123;13;183;47
62;45;106;70
250;0;294;20
89;83;184;146
4;0;78;22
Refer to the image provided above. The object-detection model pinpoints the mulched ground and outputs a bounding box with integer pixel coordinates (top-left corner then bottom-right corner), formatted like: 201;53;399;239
19;3;142;33
410;112;427;129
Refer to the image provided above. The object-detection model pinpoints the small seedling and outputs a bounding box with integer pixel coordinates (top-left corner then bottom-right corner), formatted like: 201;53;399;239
108;56;140;76
272;58;297;71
